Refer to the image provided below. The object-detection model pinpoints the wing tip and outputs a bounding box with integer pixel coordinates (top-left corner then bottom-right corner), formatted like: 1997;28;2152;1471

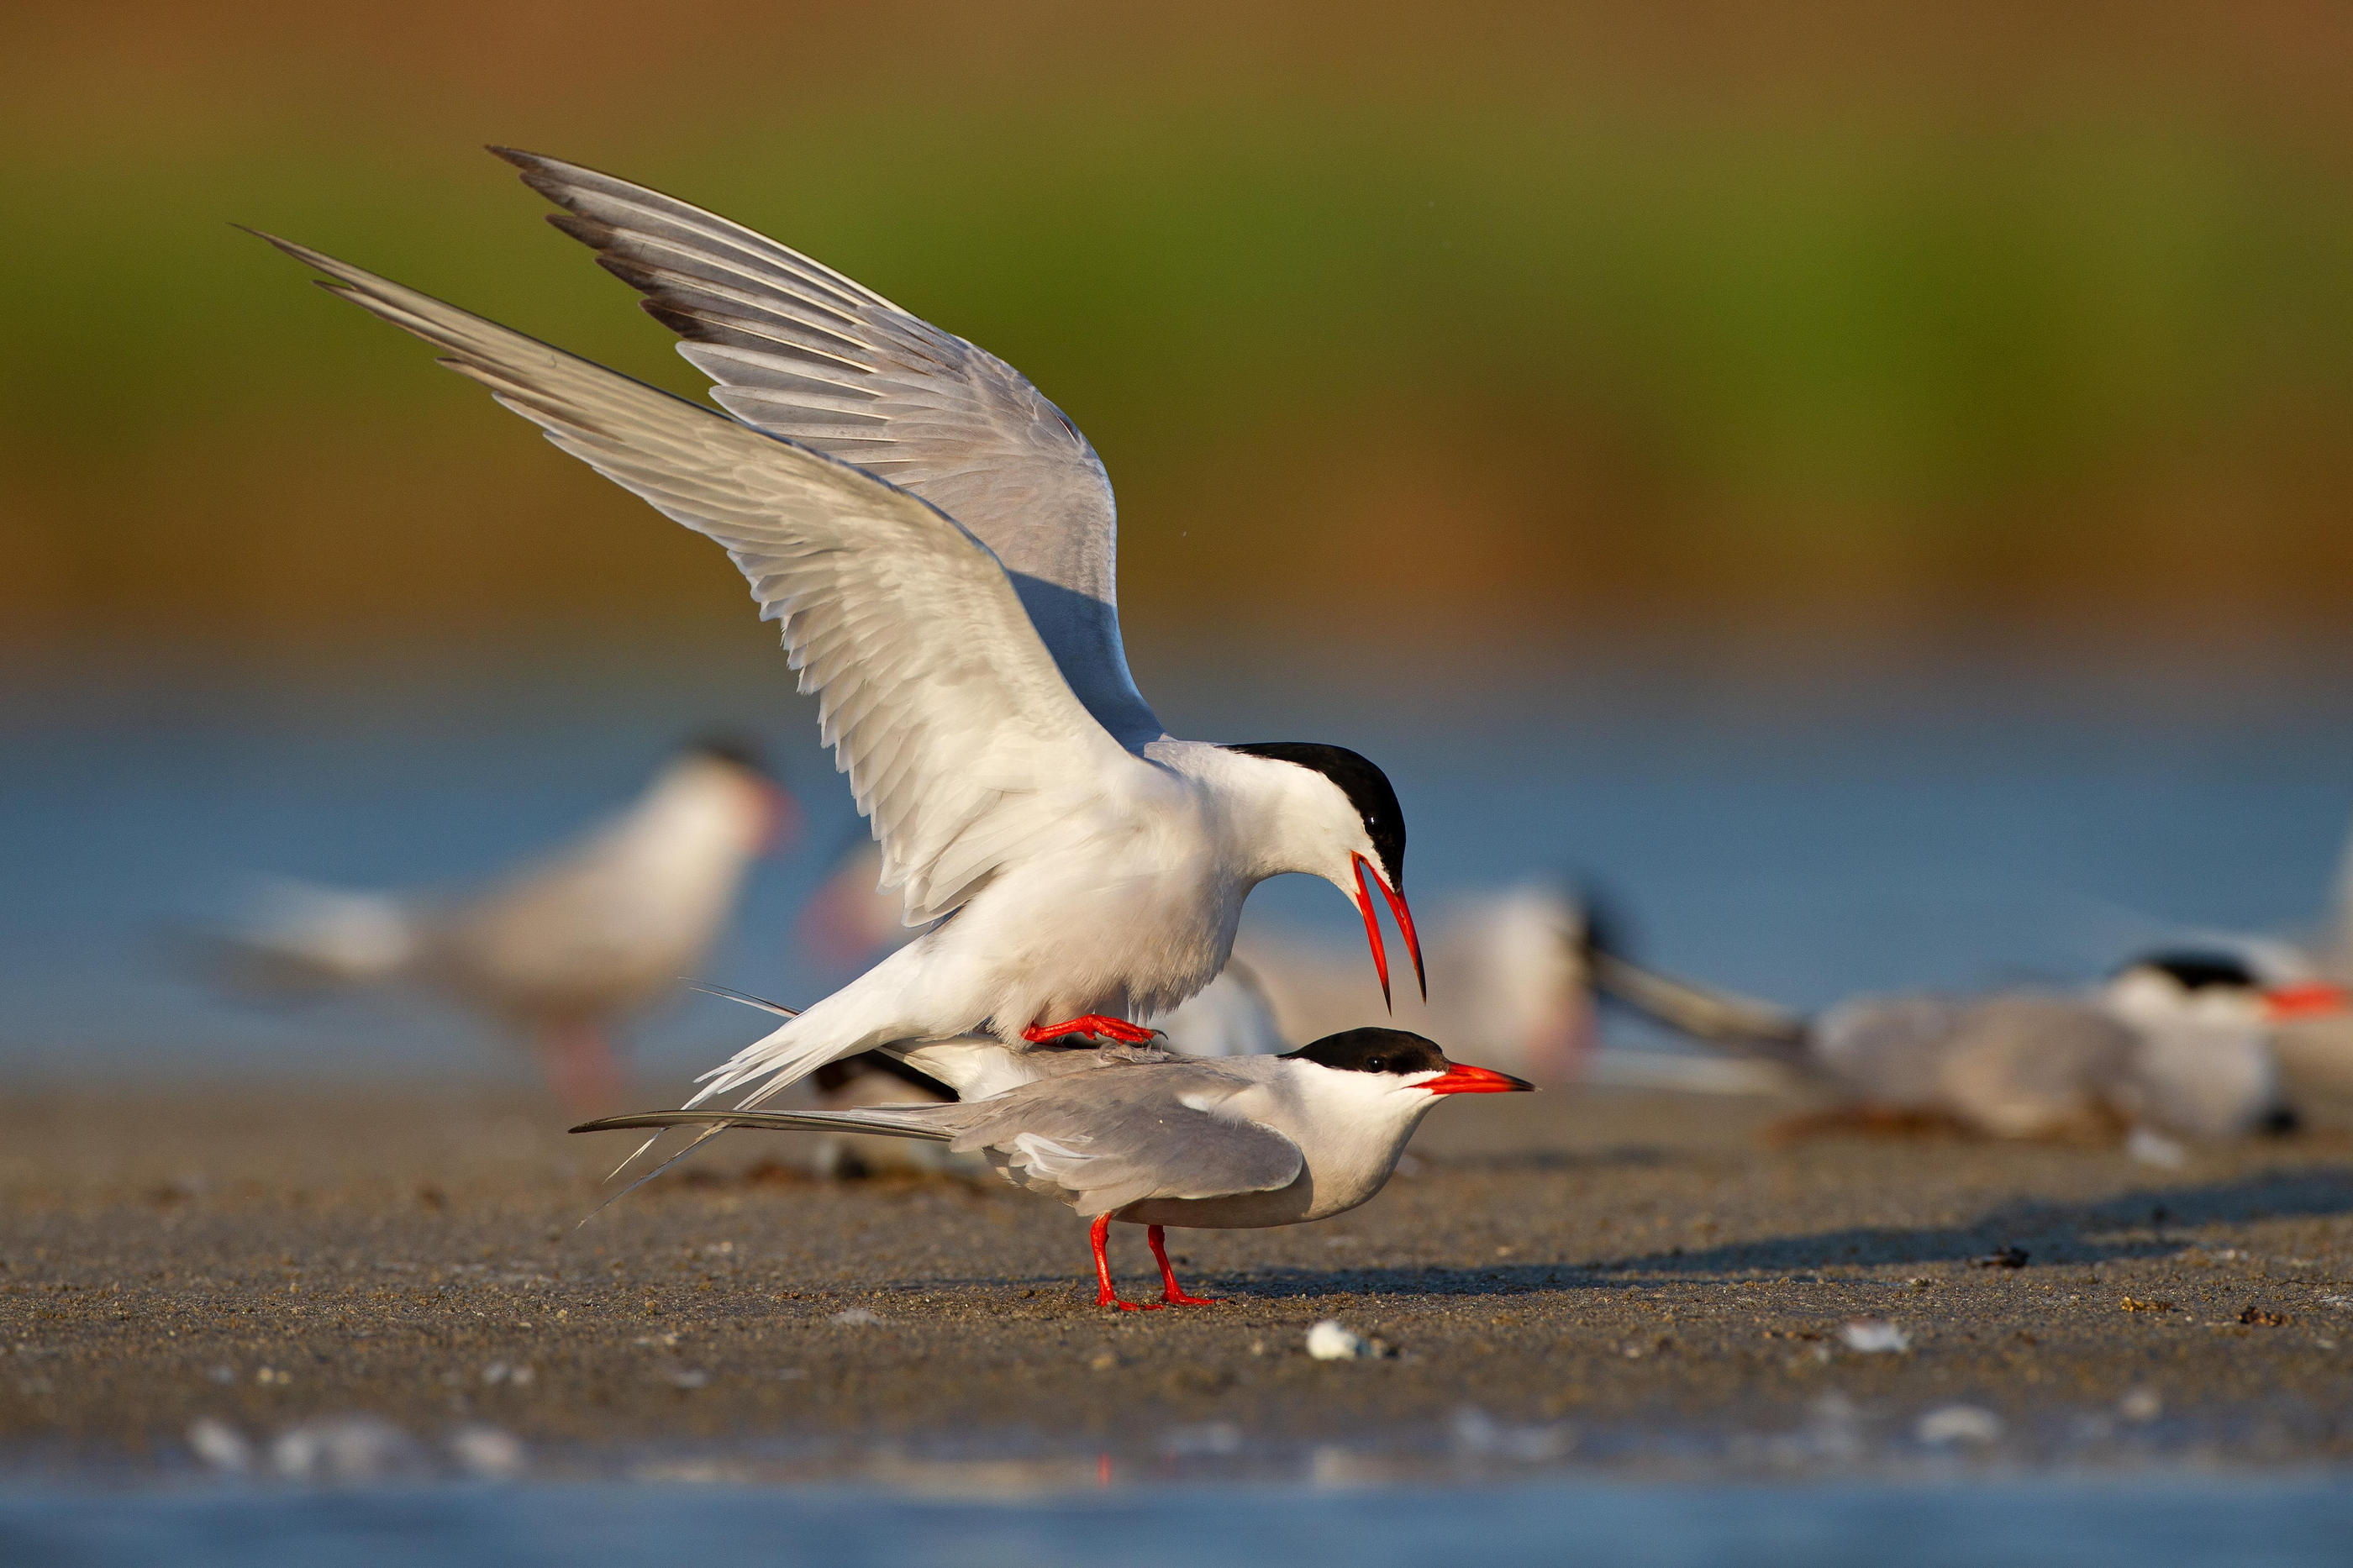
240;226;330;272
487;144;559;175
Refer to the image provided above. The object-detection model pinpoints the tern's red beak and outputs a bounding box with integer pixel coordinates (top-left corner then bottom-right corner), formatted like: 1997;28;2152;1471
2264;981;2353;1022
1421;1062;1535;1095
1351;853;1426;1011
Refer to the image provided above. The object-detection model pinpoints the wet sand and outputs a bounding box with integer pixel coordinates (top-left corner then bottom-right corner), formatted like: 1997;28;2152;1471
4;1081;2352;1477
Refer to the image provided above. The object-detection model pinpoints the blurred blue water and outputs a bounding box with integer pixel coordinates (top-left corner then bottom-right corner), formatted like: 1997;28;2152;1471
5;660;2350;1083
5;1476;2350;1567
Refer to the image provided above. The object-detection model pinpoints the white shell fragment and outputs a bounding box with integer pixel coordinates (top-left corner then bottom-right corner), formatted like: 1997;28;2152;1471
1840;1318;1911;1354
1915;1404;2004;1445
186;1418;253;1475
1306;1319;1387;1360
448;1425;529;1480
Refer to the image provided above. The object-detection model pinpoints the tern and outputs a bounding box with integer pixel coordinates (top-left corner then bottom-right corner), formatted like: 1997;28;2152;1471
1593;942;2347;1142
576;1028;1530;1309
255;148;1423;1116
794;837;1292;1071
203;739;789;1112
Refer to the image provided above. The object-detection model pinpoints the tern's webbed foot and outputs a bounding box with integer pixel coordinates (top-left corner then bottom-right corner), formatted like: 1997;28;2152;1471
1024;1013;1159;1045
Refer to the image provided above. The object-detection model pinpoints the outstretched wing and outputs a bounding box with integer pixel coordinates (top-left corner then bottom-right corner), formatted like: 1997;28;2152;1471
261;235;1156;924
492;149;1164;750
952;1066;1303;1216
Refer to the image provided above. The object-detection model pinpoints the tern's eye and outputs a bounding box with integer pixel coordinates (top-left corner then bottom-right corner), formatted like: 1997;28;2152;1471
1366;1056;1387;1071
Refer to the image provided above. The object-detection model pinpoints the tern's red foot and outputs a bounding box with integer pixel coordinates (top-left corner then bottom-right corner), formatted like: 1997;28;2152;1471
534;1021;628;1117
1025;1014;1158;1045
1147;1224;1222;1308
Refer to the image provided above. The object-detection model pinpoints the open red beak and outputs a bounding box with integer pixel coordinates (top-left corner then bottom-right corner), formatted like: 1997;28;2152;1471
1350;853;1426;1011
2264;981;2353;1022
1421;1061;1535;1095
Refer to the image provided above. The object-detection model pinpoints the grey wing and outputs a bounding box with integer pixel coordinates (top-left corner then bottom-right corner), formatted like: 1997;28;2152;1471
495;149;1163;750
951;1067;1303;1217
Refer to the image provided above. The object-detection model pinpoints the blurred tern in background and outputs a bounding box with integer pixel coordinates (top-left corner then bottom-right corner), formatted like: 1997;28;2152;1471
258;147;1423;1123
205;739;790;1112
577;1029;1529;1309
1592;938;2348;1145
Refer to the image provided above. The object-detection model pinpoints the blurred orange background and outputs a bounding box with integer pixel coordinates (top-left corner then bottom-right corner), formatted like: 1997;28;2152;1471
6;2;2353;684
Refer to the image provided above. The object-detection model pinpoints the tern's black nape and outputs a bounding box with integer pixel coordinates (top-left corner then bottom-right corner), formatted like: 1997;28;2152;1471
2127;951;2261;991
1282;1028;1448;1076
687;733;770;776
1224;742;1407;888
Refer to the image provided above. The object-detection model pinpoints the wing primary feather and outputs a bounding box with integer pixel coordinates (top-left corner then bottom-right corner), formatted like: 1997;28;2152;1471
685;981;800;1017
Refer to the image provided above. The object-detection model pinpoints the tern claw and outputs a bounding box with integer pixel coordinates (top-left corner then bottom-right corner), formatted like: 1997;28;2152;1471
1024;1013;1157;1045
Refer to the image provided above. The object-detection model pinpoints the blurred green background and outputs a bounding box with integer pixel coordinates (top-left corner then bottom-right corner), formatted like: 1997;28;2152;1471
6;1;2353;683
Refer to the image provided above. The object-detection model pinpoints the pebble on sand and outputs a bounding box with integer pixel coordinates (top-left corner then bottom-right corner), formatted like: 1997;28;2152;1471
830;1308;886;1327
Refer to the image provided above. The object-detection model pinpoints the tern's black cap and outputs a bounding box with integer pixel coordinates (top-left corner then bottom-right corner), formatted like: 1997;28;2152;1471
1282;1027;1447;1076
1224;741;1406;888
2126;951;2260;991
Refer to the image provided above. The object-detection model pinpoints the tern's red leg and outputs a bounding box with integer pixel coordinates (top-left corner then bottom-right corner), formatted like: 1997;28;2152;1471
1090;1213;1161;1312
1026;1014;1158;1045
1147;1224;1221;1306
534;1020;627;1116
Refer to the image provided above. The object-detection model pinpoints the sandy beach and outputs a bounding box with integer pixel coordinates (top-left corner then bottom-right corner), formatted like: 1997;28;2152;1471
3;1078;2350;1481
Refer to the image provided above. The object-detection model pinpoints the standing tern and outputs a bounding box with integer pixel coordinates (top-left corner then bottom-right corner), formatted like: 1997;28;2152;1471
203;738;788;1112
576;1028;1530;1310
255;149;1422;1114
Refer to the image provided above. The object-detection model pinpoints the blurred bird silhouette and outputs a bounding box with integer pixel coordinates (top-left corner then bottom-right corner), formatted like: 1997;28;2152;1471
202;738;792;1113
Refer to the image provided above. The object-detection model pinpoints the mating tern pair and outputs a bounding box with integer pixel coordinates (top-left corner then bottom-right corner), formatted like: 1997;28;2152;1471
204;739;787;1112
258;149;1424;1122
257;151;1530;1293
